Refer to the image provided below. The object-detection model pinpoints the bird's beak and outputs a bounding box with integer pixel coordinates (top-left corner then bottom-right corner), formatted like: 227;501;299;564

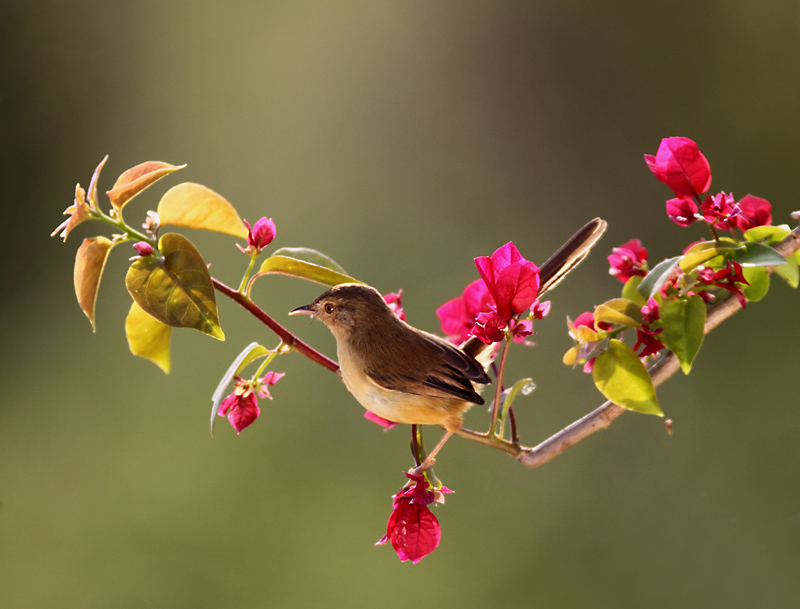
289;304;315;316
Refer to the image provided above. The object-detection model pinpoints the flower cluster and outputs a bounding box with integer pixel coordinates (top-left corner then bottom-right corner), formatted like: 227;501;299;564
438;242;549;346
375;473;451;563
238;217;277;255
217;371;285;433
646;137;772;234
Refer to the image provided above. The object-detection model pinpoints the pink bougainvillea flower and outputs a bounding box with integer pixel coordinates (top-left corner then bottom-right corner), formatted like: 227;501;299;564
238;217;277;254
697;259;749;308
376;473;451;563
383;290;406;322
217;372;285;433
735;194;772;231
364;411;398;430
644;137;712;199
437;279;494;344
471;311;509;344
474;242;540;321
633;298;664;358
608;239;648;283
666;197;699;227
700;192;738;230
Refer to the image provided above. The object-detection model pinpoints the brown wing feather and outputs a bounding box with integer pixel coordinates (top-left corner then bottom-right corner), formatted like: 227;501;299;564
366;329;489;405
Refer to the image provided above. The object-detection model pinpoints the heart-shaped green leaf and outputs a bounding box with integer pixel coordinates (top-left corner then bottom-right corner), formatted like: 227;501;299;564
74;236;117;330
621;275;646;307
679;241;739;273
731;242;787;267
741;266;770;302
125;301;172;373
125;232;224;340
157;182;248;239
774;256;799;288
271;247;349;275
592;339;662;415
743;224;790;244
658;295;706;374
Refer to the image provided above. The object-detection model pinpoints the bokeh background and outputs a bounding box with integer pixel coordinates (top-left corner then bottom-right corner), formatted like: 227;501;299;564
2;2;799;607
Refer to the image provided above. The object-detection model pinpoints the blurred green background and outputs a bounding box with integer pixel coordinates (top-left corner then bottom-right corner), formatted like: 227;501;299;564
2;1;799;607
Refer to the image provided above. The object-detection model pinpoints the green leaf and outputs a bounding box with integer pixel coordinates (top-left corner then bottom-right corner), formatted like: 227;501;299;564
157;182;248;239
496;377;535;438
658;295;706;374
621;275;646;307
774;256;799;288
258;253;362;287
74;236;117;331
594;298;644;328
592;339;662;415
106;161;185;211
731;242;787;267
210;342;265;436
743;224;790;244
271;247;349;275
637;256;681;301
741;266;770;302
125;232;224;340
679;241;739;273
125;301;172;373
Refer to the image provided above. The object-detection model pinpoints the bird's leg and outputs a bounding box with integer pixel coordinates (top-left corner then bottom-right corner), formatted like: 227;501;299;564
409;428;455;475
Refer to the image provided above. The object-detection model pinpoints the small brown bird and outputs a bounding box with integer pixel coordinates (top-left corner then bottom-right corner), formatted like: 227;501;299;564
290;218;606;471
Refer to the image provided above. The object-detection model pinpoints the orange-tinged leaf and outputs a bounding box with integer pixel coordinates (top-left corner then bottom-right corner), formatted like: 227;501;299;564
157;182;248;239
52;182;93;241
74;236;116;330
125;232;224;340
125;301;172;373
106;161;186;211
87;155;108;209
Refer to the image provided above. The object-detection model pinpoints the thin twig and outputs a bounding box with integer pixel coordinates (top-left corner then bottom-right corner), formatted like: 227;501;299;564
211;277;341;375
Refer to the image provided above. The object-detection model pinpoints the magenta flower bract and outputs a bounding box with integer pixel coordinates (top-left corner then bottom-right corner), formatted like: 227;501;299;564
735;194;772;231
437;279;494;344
666;197;699;227
608;239;648;283
474;242;540;320
245;217;277;250
644;137;712;199
217;372;285;433
376;473;451;563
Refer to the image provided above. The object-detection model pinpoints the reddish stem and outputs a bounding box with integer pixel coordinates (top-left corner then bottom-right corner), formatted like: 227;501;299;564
211;277;341;374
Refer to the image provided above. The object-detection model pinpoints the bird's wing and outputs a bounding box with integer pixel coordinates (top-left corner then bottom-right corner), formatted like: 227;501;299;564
366;331;489;405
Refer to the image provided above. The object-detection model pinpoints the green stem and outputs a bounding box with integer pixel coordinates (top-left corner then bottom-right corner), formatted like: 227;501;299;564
488;337;512;436
91;209;152;242
238;255;257;294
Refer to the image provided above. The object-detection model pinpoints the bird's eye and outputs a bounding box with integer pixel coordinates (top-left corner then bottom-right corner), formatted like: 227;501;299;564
324;303;335;314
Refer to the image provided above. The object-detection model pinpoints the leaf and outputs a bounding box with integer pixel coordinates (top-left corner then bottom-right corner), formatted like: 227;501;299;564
743;224;790;244
637;256;681;301
496;377;534;438
125;232;224;340
86;155;108;209
592;339;662;415
210;341;265;436
125;301;172;373
594;298;643;328
658;295;706;374
106;161;185;211
741;266;770;302
774;256;799;288
74;236;117;330
271;247;349;275
157;182;248;239
258;254;361;287
679;241;739;273
621;275;646;307
731;242;787;267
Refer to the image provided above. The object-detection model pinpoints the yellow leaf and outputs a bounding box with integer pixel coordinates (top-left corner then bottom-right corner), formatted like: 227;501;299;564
106;161;186;211
73;236;116;330
126;301;172;373
157;183;248;239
